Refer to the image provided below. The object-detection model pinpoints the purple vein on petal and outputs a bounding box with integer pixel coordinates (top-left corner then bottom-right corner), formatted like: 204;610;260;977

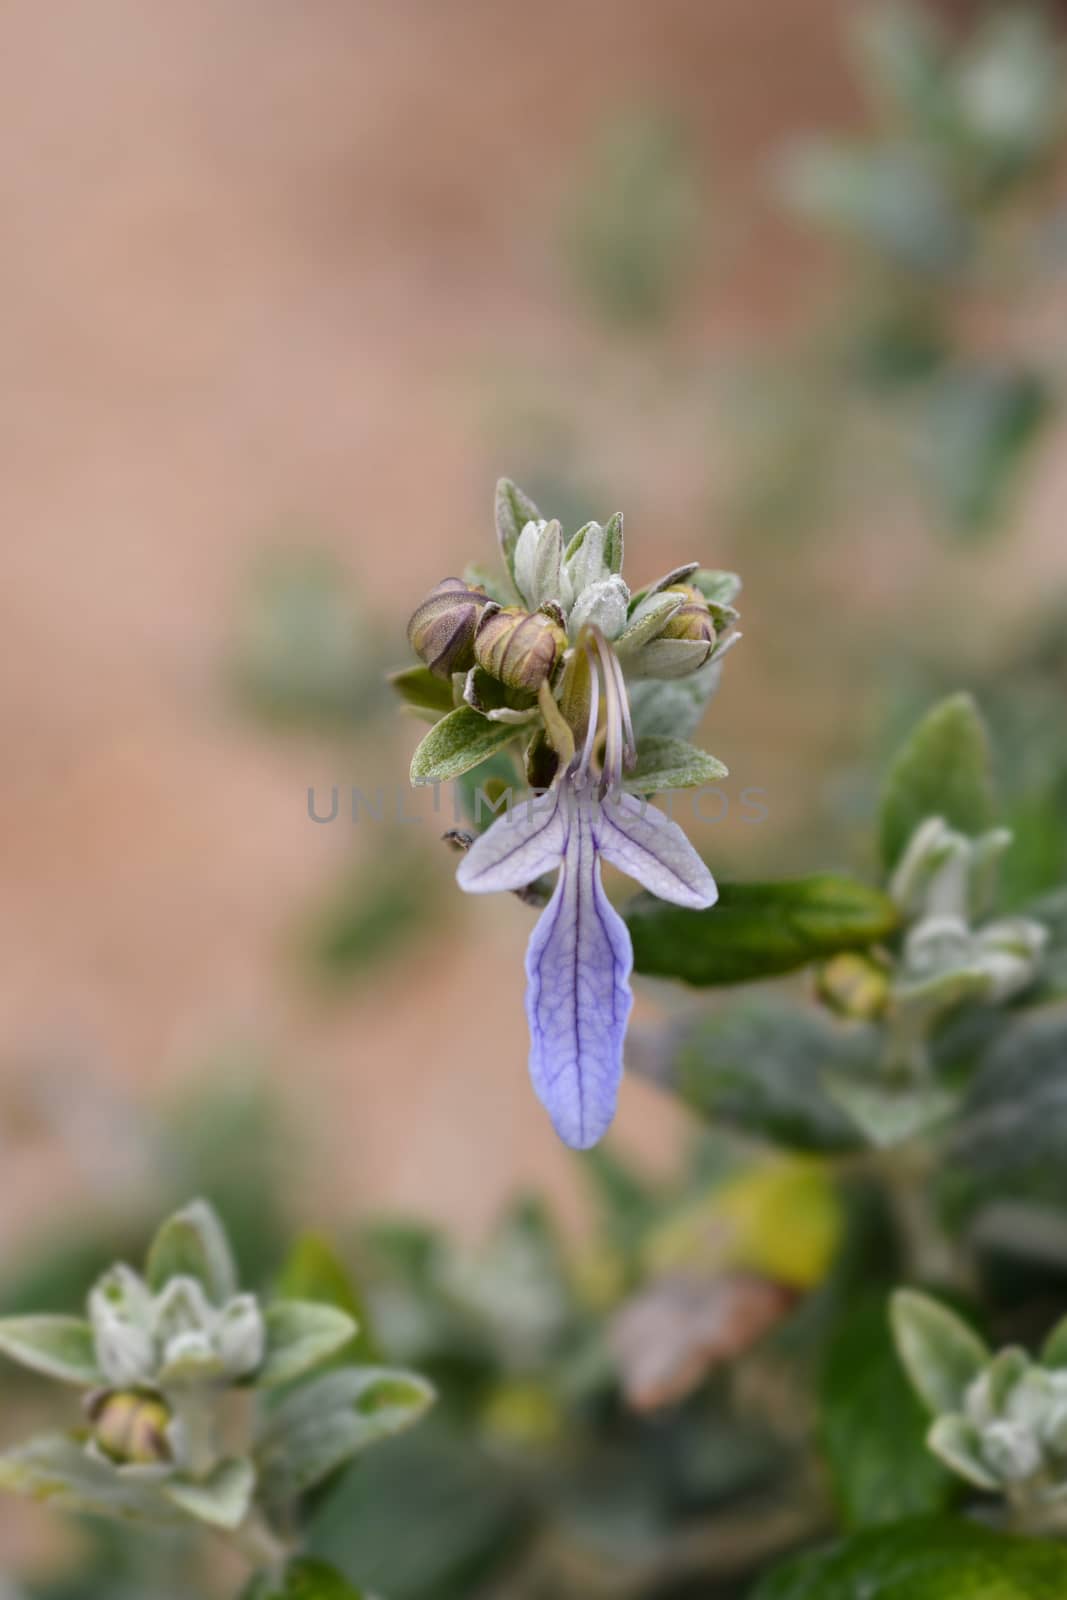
596;792;718;908
525;801;633;1149
456;790;567;894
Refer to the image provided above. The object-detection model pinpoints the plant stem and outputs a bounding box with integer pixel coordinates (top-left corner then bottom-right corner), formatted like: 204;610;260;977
225;1512;291;1577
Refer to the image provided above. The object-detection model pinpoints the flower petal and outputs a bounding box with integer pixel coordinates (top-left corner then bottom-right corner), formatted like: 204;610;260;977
596;792;717;908
456;790;567;894
525;804;633;1149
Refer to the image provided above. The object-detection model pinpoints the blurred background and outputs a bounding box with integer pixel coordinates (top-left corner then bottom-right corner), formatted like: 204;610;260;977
2;0;1067;1590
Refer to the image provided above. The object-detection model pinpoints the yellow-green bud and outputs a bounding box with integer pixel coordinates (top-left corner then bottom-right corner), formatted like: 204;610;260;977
660;584;715;647
86;1389;174;1467
815;952;890;1022
407;578;490;680
474;607;567;692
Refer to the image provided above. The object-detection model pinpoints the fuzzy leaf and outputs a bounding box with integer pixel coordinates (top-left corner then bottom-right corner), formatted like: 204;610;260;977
495;479;541;588
821;1296;956;1529
388;665;454;718
890;1290;990;1416
163;1457;255;1530
622;736;727;793
927;1416;999;1490
626;876;900;986
257;1301;359;1389
145;1199;238;1305
0;1316;103;1386
243;1560;365;1600
946;1009;1067;1220
880;695;995;870
660;999;867;1152
258;1367;435;1496
1041;1312;1067;1370
822;1075;958;1150
409;707;518;786
603;511;624;574
0;1434;180;1525
753;1518;1067;1599
627;655;726;741
692;569;741;606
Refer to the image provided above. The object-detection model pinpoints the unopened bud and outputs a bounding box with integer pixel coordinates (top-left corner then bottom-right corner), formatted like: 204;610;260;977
474;607;567;692
659;585;715;647
87;1388;174;1467
407;578;490;680
89;1268;156;1389
216;1293;266;1380
981;1419;1043;1483
815;952;890;1022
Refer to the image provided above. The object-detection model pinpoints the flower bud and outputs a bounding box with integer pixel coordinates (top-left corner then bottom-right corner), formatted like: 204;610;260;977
815;952;890;1022
659;585;715;647
407;578;490;680
981;1419;1043;1483
216;1293;266;1379
87;1388;174;1467
89;1268;156;1388
474;607;567;692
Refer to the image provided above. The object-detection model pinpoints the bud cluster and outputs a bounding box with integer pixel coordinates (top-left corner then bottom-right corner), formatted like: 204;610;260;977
893;1291;1067;1507
890;816;1047;1015
815;816;1046;1031
401;480;741;761
0;1199;433;1556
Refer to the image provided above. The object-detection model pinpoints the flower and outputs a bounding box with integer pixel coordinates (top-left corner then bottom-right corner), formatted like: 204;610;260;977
457;628;716;1148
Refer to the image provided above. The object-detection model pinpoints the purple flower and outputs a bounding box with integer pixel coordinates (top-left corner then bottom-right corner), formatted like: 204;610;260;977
457;631;716;1148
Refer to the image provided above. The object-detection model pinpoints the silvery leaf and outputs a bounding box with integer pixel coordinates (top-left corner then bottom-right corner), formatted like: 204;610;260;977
146;1200;238;1306
927;1415;1000;1490
0;1317;103;1387
0;1434;181;1525
624;637;713;680
163;1456;256;1530
256;1300;359;1389
257;1366;435;1495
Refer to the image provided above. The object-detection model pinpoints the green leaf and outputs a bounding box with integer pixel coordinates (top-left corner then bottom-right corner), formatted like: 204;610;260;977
409;708;518;786
277;1234;377;1363
664;999;866;1152
0;1316;103;1386
258;1367;435;1496
163;1457;255;1530
753;1518;1067;1600
626;877;900;987
603;511;624;574
303;1422;525;1600
821;1296;956;1529
880;694;995;871
1041;1312;1067;1369
890;1290;990;1416
945;1009;1067;1221
145;1199;238;1305
495;479;541;588
621;736;727;793
257;1301;359;1389
0;1434;180;1526
388;665;454;718
243;1559;365;1600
